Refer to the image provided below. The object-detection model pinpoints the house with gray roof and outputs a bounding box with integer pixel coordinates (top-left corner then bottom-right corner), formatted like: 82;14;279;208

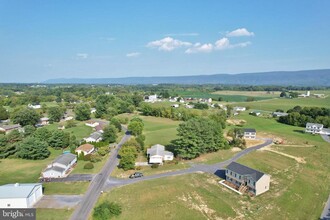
84;131;103;143
243;128;256;139
225;162;270;196
0;183;43;208
272;112;289;117
42;153;77;178
147;144;174;164
0;124;22;134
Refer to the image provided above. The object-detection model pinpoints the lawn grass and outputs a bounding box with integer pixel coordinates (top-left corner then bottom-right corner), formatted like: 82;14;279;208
71;155;109;174
0;148;63;185
37;209;73;220
45;121;93;140
98;173;239;220
190;149;237;164
43;182;89;195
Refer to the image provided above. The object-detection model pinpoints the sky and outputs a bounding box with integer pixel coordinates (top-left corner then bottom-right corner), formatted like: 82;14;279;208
0;0;330;83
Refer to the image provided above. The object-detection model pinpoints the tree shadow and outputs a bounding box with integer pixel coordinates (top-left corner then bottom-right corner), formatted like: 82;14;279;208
293;130;304;134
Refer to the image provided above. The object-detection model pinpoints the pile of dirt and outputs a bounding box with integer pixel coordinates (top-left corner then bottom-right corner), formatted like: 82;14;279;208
226;119;246;126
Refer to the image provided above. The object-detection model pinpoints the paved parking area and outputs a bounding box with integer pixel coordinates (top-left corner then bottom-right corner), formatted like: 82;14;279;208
34;195;83;209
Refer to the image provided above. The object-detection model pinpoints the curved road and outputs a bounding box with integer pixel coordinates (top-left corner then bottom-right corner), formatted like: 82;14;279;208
70;138;272;220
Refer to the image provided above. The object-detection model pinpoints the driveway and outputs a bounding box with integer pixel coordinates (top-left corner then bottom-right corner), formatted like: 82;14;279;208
34;195;83;209
321;134;330;144
44;174;95;182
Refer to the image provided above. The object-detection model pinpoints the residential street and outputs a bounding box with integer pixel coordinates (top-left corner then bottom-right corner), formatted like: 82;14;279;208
69;131;131;220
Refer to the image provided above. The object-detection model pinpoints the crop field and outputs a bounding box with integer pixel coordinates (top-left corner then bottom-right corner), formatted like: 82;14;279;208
172;90;274;102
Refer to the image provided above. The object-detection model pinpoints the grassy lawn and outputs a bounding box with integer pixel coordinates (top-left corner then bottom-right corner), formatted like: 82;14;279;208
111;162;189;178
97;173;240;220
71;156;109;174
37;209;73;220
43;182;89;195
190;149;237;164
45;121;93;140
0;148;63;185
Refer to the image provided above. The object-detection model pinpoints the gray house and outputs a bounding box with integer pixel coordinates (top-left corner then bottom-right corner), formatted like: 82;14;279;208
305;123;324;134
226;162;270;196
42;153;77;178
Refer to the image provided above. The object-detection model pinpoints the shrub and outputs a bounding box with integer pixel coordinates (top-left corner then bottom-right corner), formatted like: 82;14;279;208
84;154;92;161
84;162;94;169
93;201;122;220
90;154;102;163
151;164;159;169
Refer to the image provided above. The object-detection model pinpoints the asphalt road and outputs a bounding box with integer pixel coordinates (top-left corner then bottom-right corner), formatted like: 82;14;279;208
70;131;131;220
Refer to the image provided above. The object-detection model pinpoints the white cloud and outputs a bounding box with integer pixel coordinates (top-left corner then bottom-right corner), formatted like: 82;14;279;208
185;43;213;54
166;33;199;37
126;52;141;57
226;28;254;37
147;37;192;51
215;37;251;50
76;53;88;59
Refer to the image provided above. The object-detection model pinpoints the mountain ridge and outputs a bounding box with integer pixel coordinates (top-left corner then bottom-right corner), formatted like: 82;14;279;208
43;69;330;86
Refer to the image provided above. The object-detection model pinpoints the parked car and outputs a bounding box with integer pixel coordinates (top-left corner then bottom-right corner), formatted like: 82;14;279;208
129;172;143;179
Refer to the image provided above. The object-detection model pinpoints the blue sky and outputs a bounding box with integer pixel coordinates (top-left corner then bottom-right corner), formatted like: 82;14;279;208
0;0;329;82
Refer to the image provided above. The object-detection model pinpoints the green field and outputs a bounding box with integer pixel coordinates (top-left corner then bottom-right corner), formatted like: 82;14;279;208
43;182;89;195
236;96;330;112
0;148;63;185
71;155;109;174
37;209;73;220
174;90;274;102
45;121;93;140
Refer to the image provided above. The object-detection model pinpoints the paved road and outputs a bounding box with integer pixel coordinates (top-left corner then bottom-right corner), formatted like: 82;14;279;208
321;194;330;220
70;131;131;220
104;138;273;190
321;134;330;144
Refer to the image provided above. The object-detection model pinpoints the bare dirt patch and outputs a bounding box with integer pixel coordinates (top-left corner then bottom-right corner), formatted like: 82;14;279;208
259;146;306;164
245;139;265;148
226;119;246;126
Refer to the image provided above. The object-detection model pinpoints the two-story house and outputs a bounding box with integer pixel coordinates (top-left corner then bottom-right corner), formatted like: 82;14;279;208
305;123;324;134
226;162;270;196
147;144;174;164
243;128;256;139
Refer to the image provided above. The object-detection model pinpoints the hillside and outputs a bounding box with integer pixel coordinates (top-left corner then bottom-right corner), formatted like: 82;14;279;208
44;69;330;86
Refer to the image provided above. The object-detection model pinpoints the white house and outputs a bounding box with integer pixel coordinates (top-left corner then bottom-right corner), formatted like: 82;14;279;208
298;91;310;98
0;183;43;208
171;104;179;108
272;112;289;117
234;106;246;112
42;153;77;178
144;95;158;103
64;116;74;121
85;120;100;128
243;128;256;139
249;111;261;116
75;143;95;155
84;131;103;143
28;104;41;109
39;117;49;125
90;108;97;114
147;144;174;164
226;162;270;196
305;123;324;134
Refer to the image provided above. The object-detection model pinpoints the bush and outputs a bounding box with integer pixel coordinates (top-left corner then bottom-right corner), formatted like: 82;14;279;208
151;164;159;169
84;154;92;161
97;147;109;156
84;162;94;169
93;202;122;220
